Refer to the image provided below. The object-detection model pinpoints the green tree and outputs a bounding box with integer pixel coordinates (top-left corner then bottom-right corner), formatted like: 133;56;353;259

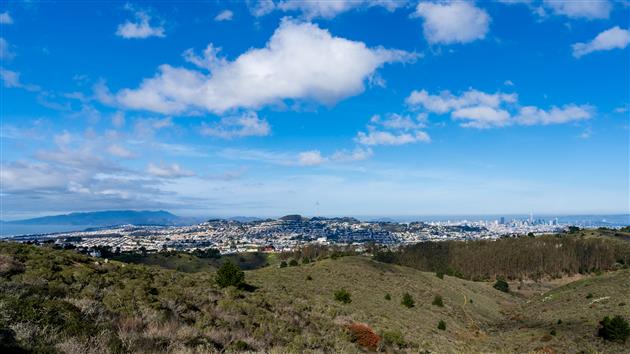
401;293;415;308
279;261;287;268
384;293;391;301
432;295;444;307
437;320;446;330
493;278;509;293
216;260;244;288
289;259;299;267
334;289;351;304
598;315;630;343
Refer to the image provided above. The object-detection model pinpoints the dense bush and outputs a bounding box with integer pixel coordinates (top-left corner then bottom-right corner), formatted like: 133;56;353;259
373;234;630;280
289;259;299;267
216;260;244;288
279;261;287;268
493;278;509;293
401;293;415;308
598;315;630;343
0;242;365;353
381;329;406;348
334;289;352;304
437;320;446;331
384;293;391;301
432;295;444;307
347;323;380;350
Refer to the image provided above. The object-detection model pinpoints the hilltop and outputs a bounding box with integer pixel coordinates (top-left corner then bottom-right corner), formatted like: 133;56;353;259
1;240;629;353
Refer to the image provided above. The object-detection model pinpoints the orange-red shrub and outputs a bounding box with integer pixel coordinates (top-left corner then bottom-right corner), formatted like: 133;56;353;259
347;322;380;350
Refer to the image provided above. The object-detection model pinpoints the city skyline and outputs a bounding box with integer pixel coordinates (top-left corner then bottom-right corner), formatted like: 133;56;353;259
1;1;629;219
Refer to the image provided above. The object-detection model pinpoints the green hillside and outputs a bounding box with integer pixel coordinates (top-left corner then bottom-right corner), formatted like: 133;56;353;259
1;241;629;353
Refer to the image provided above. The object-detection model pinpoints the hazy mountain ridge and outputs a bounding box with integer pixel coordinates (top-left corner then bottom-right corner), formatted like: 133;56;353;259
3;210;193;226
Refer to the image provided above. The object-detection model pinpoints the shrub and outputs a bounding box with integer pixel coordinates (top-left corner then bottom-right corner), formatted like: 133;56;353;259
435;271;444;279
381;329;406;347
306;275;312;281
586;293;593;299
550;329;556;336
598;315;630;343
230;340;251;351
445;266;463;278
432;295;444;307
289;259;299;267
557;319;563;325
347;323;380;350
302;257;310;264
401;293;415;308
279;261;287;268
216;260;244;288
334;289;352;304
437;320;446;330
493;278;509;293
384;293;391;301
0;254;25;278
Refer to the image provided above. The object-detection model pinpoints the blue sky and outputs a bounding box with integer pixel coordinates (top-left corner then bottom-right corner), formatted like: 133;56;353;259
1;0;628;219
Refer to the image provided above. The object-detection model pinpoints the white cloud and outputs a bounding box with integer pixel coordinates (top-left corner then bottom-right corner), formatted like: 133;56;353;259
407;88;594;128
572;26;630;58
514;104;594;125
0;38;15;60
356;129;431;146
111;111;126;128
93;80;116;105
0;11;13;24
250;0;276;17
200;111;271;139
116;19;414;114
504;80;514;86
215;9;234;21
356;112;430;146
0;161;69;192
275;0;405;19
0;68;41;91
331;147;373;162
219;146;372;166
146;162;194;178
116;5;165;39
297;150;326;166
413;1;490;44
134;117;173;137
542;0;611;19
53;130;72;146
370;113;426;130
452;106;511;128
107;144;136;158
406;88;517;114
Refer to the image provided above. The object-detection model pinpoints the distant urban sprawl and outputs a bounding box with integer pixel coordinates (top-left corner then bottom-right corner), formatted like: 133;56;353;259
4;214;586;255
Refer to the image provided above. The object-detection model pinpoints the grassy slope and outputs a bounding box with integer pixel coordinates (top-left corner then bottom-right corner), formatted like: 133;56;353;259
250;256;517;353
250;256;630;353
506;269;630;353
2;242;629;353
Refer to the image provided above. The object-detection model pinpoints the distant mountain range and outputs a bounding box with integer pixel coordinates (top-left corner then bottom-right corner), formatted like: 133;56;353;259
3;210;198;227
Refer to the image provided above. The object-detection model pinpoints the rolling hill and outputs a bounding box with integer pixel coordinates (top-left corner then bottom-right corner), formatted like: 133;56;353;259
1;241;629;353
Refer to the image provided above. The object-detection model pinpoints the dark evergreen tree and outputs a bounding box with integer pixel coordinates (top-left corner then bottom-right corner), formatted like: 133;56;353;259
216;260;244;288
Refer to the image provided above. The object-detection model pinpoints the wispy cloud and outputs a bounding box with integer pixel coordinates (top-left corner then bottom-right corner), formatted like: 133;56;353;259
116;4;165;39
